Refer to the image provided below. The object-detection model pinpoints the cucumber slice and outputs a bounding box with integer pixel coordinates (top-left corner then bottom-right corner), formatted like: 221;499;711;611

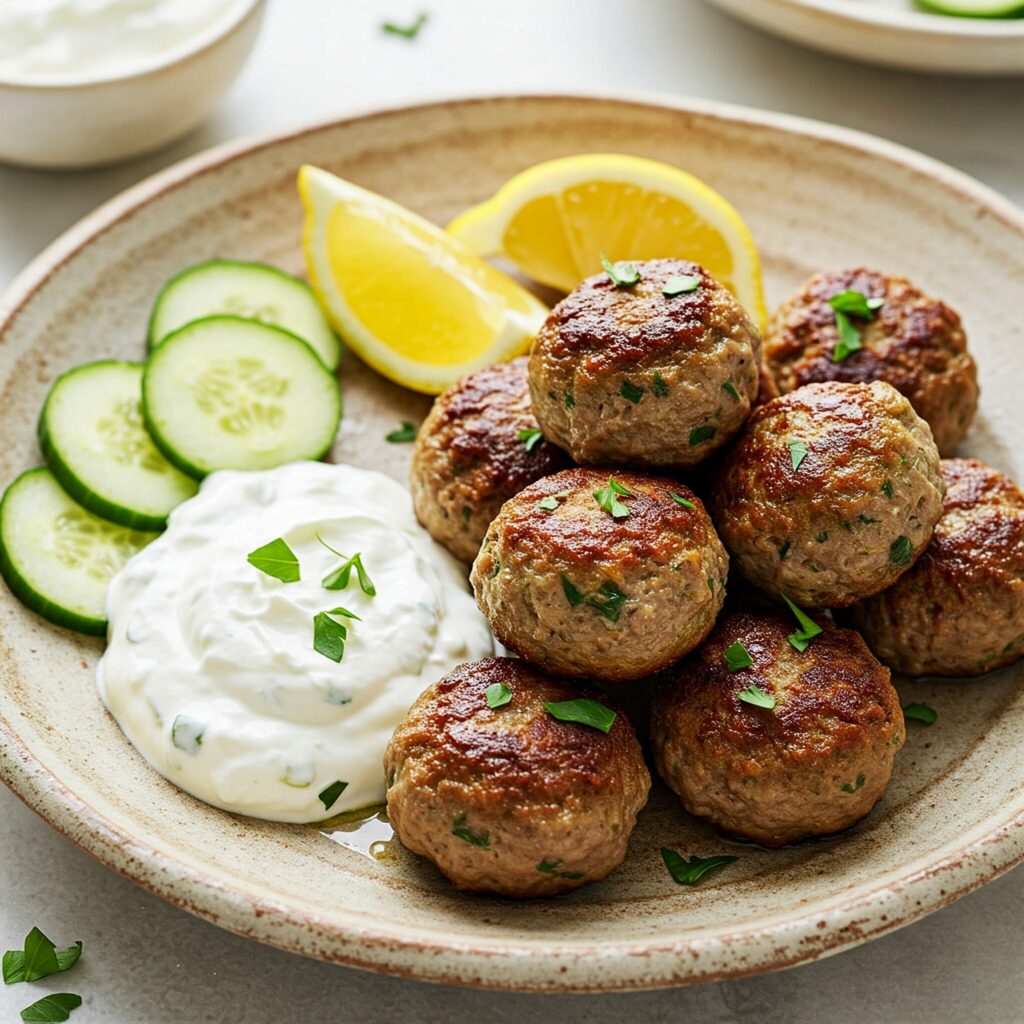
142;316;342;479
916;0;1024;14
39;360;199;531
0;468;157;635
148;259;341;370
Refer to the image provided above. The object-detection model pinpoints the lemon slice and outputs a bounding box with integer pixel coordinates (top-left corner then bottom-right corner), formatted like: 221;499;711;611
299;165;548;394
447;153;766;328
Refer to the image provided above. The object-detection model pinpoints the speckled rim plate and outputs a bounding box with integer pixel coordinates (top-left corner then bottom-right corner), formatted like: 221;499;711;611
705;0;1024;74
1;94;1023;992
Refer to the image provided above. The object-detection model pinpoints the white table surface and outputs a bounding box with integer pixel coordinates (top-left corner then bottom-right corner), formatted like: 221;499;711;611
2;2;1023;1021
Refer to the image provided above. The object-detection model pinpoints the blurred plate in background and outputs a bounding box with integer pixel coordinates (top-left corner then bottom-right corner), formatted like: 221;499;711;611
706;0;1024;74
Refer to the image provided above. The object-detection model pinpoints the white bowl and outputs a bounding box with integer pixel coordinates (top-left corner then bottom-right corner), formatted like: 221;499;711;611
706;0;1024;75
0;0;266;169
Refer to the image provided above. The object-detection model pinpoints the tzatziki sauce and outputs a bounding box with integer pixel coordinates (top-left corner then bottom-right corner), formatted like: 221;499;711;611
0;0;249;83
98;461;493;823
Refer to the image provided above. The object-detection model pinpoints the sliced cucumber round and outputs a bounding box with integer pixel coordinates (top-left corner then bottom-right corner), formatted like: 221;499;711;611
916;0;1024;14
147;259;341;370
142;316;342;479
0;468;157;635
38;360;199;531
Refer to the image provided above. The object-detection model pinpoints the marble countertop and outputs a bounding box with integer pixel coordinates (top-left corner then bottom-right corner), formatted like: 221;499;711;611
1;1;1022;1020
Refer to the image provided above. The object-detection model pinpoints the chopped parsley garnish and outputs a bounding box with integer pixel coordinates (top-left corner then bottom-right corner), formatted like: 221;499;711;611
460;505;472;524
881;479;894;498
671;492;696;510
171;714;205;754
561;574;584;607
830;289;885;319
593;476;633;518
538;496;560;511
787;437;809;472
318;536;376;596
903;702;937;726
313;607;360;662
537;859;584;879
619;380;645;403
380;12;427;38
318;779;349;811
724;642;753;672
689;425;716;445
652;371;669;397
816;531;829;543
661;274;700;296
3;928;81;986
722;380;740;401
781;593;823;652
600;251;641;287
829;289;883;363
564;388;576;409
485;682;512;709
890;535;914;567
518;427;544;452
452;813;490;849
385;420;417;443
778;540;791;561
841;773;866;794
247;537;300;583
738;682;776;709
544;697;617;733
587;580;628;622
832;311;864;361
661;848;737;886
18;993;82;1022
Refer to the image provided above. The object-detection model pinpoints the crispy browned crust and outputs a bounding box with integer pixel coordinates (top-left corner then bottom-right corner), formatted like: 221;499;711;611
651;610;903;846
708;380;945;607
410;357;569;563
490;467;719;567
470;467;729;681
528;259;762;468
849;458;1024;677
387;658;643;803
764;269;978;456
384;657;651;897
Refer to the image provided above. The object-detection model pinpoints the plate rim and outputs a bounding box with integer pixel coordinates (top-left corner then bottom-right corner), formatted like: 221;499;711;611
729;0;1024;37
2;91;1024;991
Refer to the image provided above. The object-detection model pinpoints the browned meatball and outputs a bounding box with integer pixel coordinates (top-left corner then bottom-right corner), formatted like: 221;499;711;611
849;459;1024;677
651;610;903;846
529;259;762;469
384;658;650;897
410;358;570;563
471;468;728;682
764;269;978;456
709;381;944;608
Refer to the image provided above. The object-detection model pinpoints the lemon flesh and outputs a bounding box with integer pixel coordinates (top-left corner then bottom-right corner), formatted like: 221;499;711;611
448;153;766;329
299;165;548;394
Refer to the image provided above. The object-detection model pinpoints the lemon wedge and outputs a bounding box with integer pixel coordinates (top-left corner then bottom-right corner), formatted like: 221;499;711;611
447;153;766;328
299;165;548;394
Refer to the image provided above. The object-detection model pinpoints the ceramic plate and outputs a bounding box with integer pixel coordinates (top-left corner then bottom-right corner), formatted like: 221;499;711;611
1;95;1023;992
706;0;1024;74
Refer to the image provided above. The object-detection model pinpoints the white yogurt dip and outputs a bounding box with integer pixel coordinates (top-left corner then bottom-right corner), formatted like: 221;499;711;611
0;0;249;83
98;461;493;823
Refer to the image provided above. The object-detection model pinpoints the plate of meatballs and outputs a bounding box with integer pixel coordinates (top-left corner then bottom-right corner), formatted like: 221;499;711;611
1;95;1023;991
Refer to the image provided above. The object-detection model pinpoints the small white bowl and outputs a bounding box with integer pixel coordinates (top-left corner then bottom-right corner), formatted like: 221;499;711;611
0;0;266;169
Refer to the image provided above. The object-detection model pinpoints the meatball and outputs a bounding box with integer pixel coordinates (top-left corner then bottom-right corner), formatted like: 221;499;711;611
529;259;762;469
764;268;978;456
384;658;650;897
651;610;904;846
710;380;944;608
410;358;570;563
471;468;728;682
849;458;1024;677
